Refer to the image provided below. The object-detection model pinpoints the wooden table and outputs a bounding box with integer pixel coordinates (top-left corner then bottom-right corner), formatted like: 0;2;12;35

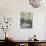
13;40;46;46
5;39;46;46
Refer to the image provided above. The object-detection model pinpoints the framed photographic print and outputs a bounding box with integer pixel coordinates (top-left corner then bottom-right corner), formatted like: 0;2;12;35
20;12;33;28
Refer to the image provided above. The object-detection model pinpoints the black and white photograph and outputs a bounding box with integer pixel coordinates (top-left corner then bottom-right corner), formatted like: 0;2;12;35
20;12;33;28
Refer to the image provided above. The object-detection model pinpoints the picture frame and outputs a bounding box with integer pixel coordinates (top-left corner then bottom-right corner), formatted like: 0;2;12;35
20;12;33;28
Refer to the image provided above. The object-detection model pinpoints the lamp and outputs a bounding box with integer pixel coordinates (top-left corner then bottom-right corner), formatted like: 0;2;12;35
29;0;43;8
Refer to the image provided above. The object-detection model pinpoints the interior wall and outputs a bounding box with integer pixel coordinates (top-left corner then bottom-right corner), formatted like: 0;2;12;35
0;0;46;40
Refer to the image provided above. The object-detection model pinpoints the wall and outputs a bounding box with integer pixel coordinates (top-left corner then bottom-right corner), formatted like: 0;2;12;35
0;0;46;40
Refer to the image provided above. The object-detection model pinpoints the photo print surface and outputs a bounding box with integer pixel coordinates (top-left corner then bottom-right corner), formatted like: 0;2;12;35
20;12;33;28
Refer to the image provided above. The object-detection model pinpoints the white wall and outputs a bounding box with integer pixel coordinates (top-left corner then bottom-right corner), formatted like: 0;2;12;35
0;0;46;40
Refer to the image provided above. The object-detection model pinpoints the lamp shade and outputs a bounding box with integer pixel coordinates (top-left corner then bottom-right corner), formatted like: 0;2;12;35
29;0;43;8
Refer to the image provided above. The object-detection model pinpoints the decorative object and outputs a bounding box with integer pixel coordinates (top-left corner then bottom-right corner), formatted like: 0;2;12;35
20;12;33;28
29;0;43;8
29;37;32;41
0;17;12;39
32;35;39;41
